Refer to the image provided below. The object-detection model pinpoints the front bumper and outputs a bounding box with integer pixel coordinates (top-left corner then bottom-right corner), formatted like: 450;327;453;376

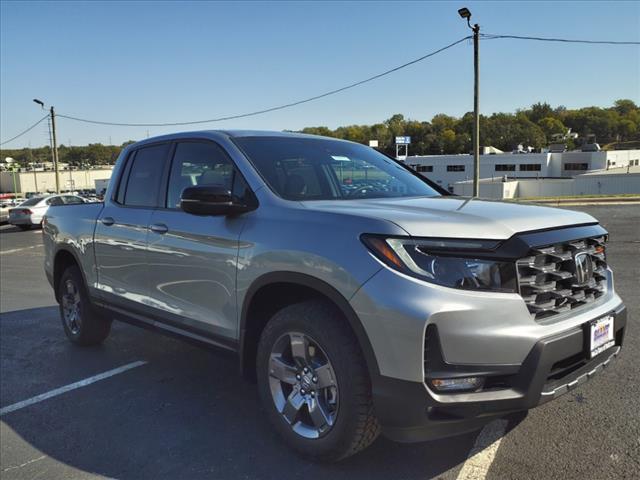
371;303;626;442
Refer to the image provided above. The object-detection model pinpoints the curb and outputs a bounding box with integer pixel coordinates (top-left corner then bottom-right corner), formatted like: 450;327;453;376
514;197;640;206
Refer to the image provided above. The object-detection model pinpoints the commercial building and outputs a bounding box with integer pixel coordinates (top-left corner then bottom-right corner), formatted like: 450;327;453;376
405;149;640;193
452;165;640;199
0;167;114;194
405;150;640;198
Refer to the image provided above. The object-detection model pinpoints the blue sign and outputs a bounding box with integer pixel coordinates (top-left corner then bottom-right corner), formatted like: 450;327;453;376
395;136;411;145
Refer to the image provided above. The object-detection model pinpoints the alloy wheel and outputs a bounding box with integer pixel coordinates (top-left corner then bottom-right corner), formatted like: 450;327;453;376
61;279;82;335
268;332;339;439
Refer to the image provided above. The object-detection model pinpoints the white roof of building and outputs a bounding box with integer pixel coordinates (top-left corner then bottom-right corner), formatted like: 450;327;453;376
580;165;640;175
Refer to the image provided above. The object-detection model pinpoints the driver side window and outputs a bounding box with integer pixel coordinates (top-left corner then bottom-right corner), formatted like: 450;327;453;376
166;141;235;208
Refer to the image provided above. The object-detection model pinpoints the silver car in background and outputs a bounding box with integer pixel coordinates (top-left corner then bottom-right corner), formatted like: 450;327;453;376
9;194;85;230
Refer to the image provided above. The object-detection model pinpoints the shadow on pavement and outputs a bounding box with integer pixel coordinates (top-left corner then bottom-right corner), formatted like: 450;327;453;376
0;225;39;234
1;306;490;479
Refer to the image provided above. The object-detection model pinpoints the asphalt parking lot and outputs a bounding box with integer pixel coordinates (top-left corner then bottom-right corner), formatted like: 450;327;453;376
0;204;638;480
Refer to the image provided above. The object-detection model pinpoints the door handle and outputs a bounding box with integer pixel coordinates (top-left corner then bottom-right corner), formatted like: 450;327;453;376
150;223;169;234
101;216;115;226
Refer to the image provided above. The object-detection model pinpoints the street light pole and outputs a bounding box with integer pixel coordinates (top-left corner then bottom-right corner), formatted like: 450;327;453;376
50;106;60;193
458;8;481;197
472;22;480;198
33;99;61;193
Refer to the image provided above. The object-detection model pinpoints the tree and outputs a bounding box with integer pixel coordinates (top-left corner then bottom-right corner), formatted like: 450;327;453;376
618;119;637;140
527;102;554;123
301;126;334;137
538;117;567;138
614;99;637;116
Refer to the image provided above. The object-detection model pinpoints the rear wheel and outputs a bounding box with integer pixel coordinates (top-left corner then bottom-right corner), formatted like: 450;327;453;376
256;300;380;461
58;265;111;346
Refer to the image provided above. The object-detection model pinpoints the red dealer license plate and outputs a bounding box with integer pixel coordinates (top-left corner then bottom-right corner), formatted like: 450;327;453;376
589;315;615;358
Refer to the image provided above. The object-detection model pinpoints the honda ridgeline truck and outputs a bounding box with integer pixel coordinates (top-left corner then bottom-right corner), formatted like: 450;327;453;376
43;131;627;461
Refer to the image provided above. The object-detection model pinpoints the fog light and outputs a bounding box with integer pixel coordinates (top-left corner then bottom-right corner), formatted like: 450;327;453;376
430;377;484;392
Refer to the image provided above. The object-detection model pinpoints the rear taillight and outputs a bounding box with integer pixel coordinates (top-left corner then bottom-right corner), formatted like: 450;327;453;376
19;209;33;215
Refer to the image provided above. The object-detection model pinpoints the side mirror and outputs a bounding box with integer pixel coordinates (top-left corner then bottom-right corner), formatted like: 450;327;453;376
180;185;249;216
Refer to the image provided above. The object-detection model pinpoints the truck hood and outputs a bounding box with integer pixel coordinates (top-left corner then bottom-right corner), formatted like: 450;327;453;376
301;196;598;240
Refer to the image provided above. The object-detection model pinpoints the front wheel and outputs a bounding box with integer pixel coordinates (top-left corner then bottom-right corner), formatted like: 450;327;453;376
256;300;380;461
58;265;112;346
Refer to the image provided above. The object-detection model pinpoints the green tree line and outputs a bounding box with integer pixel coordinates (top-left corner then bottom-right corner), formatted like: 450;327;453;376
1;100;638;166
1;141;135;169
302;99;640;156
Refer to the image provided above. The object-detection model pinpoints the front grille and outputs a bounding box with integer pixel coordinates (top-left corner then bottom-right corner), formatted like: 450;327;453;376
517;235;607;320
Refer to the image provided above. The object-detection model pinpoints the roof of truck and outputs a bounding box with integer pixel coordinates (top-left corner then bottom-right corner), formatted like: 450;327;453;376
218;130;314;138
127;129;349;150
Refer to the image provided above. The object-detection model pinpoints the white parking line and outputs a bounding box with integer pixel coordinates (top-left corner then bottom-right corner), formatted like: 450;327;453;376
2;455;47;472
0;245;42;255
0;361;147;416
456;419;509;480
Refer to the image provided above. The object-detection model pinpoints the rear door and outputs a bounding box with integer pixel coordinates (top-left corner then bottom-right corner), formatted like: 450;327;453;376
94;142;170;310
145;140;253;341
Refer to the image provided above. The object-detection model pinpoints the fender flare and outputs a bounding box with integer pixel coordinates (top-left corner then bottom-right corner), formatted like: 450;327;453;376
52;245;90;301
239;271;380;378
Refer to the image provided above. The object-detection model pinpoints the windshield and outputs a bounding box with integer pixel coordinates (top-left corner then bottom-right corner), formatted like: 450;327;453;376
234;136;440;201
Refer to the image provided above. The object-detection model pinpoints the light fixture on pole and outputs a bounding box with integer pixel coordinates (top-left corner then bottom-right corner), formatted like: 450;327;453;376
33;99;60;193
458;7;480;198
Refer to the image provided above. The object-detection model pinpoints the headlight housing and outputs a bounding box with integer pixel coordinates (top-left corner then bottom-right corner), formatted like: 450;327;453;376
361;235;517;293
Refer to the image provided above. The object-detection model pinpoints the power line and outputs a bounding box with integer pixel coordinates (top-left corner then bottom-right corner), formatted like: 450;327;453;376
4;33;637;140
481;33;640;45
55;36;472;127
0;115;49;146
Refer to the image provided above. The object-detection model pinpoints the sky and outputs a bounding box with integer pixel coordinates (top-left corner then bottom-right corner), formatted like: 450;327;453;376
1;0;639;148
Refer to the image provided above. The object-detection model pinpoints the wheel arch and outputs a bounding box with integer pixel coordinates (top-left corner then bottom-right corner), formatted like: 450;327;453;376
239;271;380;381
52;247;87;303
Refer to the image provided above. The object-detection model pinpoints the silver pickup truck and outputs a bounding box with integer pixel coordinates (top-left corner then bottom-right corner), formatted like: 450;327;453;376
43;130;627;461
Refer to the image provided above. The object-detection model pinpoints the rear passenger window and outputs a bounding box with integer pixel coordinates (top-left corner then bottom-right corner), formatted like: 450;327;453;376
63;196;84;205
122;143;169;207
166;142;234;208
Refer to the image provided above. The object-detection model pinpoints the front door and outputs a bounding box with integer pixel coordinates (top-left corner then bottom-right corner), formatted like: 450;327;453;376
145;140;252;341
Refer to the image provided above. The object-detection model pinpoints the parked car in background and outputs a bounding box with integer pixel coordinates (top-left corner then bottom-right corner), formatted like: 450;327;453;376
1;198;22;223
9;194;85;230
0;202;11;224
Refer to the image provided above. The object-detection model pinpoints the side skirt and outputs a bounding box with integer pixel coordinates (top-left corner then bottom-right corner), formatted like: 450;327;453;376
94;301;240;356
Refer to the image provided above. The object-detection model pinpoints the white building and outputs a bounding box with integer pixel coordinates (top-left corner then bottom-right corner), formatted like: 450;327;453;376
0;168;114;194
452;165;640;199
405;149;640;193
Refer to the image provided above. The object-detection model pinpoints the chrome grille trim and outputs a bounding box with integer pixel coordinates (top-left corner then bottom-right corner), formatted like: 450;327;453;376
517;236;607;321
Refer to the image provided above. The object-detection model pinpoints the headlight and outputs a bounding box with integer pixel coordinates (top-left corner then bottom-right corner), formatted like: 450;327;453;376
361;235;517;293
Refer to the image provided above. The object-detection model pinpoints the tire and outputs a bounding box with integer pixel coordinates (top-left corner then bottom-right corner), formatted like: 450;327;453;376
58;265;112;346
17;224;31;231
256;300;380;461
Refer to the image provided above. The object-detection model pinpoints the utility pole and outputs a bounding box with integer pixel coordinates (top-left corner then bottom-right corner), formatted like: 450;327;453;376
34;98;61;193
458;7;481;197
50;106;61;193
472;22;480;197
28;141;38;193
